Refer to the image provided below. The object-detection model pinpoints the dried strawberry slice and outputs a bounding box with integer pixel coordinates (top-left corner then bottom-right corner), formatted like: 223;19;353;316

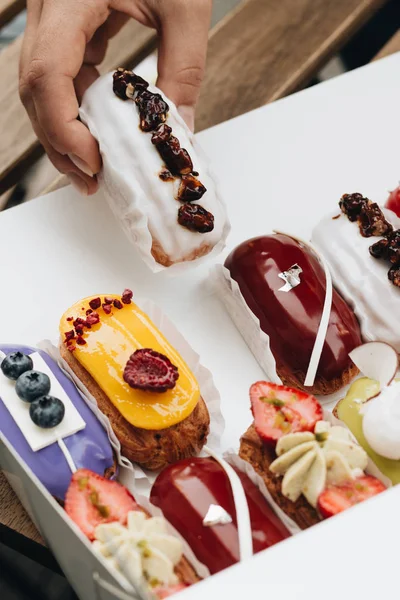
123;348;179;393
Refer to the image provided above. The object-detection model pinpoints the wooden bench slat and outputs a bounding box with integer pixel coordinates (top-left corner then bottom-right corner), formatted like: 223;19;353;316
196;0;388;131
0;19;156;196
0;0;24;29
373;29;400;61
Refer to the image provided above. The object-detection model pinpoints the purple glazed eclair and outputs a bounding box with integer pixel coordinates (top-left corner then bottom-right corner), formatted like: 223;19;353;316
0;345;116;501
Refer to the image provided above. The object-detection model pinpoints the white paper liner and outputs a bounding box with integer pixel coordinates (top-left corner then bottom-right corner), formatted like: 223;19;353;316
224;450;301;536
39;297;224;494
80;76;230;275
211;264;282;385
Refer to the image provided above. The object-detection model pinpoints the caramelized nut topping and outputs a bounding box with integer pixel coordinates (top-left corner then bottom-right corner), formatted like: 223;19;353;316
112;69;215;231
112;69;148;100
178;174;207;202
135;91;169;132
386;229;400;265
339;193;369;221
358;202;393;237
178;203;214;233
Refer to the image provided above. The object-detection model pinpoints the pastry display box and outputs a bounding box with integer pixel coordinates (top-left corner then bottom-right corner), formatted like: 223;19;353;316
1;53;400;599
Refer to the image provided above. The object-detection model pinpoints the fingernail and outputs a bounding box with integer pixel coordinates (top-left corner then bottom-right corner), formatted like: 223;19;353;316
177;105;195;132
68;153;94;177
68;173;89;196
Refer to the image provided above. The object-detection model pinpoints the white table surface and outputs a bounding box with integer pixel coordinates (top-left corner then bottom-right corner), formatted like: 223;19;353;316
1;53;400;597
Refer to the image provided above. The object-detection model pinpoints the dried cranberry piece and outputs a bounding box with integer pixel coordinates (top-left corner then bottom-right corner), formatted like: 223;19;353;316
103;297;113;305
65;330;75;341
178;203;214;233
103;304;112;315
113;299;123;309
135;91;169;132
112;69;148;100
358;202;393;237
76;336;86;345
178;174;207;202
121;289;133;304
89;297;101;310
73;317;85;328
123;349;179;393
86;312;100;326
388;265;400;287
152;133;193;175
339;193;369;221
369;238;389;259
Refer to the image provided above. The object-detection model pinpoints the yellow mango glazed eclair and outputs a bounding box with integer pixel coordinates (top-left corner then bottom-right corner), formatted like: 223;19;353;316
59;289;209;470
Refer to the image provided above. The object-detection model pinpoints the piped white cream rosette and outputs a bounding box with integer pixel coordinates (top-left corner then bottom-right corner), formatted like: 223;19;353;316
79;72;230;273
311;208;400;352
211;232;336;401
40;298;224;491
91;495;210;600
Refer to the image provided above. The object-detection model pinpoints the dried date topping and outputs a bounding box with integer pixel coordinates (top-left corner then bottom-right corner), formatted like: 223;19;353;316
369;238;389;260
177;174;207;202
123;348;179;393
388;265;400;287
358;202;393;237
135;91;169;132
386;229;400;265
112;69;148;101
152;133;193;175
339;193;369;221
178;203;214;233
151;123;172;145
121;289;133;304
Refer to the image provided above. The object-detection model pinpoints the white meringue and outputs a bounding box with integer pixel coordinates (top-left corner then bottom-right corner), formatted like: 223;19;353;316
362;381;400;460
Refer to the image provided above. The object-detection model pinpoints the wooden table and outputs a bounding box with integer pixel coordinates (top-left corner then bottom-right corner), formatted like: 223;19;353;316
0;0;398;574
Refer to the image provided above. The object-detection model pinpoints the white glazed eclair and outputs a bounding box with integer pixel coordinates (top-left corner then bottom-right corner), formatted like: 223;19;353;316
80;70;229;271
312;194;400;352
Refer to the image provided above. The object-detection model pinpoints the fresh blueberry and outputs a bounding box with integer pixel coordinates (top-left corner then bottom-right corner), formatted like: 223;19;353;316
1;352;33;380
16;370;51;403
29;396;65;429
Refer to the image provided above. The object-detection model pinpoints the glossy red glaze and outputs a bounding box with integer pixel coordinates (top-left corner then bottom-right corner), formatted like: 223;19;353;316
224;235;362;383
386;186;400;218
150;457;290;575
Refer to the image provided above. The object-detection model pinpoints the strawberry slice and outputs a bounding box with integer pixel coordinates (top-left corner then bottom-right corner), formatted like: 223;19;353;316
250;382;322;445
318;475;386;518
155;584;188;599
65;469;138;540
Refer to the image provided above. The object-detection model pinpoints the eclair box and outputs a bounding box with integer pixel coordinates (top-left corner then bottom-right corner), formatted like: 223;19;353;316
0;434;143;600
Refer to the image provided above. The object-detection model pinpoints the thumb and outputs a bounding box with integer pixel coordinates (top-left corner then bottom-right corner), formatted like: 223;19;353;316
155;0;212;131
